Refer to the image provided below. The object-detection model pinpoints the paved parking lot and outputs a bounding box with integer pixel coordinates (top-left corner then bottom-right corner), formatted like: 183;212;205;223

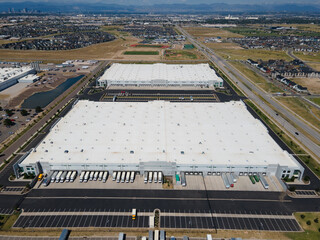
2;187;24;192
40;175;162;190
13;214;149;228
0;208;14;214
295;190;317;196
160;215;301;232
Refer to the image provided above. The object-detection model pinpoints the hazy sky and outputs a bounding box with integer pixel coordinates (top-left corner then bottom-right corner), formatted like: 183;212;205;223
2;0;320;4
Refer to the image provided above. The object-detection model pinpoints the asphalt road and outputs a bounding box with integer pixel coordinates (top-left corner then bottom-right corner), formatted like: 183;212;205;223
177;26;320;163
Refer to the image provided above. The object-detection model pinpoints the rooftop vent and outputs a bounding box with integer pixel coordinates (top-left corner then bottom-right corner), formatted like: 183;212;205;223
181;151;185;155
130;150;134;154
64;150;69;153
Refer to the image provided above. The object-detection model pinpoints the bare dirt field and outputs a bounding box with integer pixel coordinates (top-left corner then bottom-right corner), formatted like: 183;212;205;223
292;77;320;94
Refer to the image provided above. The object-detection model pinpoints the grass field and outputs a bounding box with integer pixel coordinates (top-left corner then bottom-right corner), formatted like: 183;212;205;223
276;96;320;131
164;50;200;60
286;212;320;240
230;61;283;93
131;44;168;48
184;27;243;39
294;52;320;62
214;48;293;61
0;36;139;61
123;51;159;55
308;97;320;106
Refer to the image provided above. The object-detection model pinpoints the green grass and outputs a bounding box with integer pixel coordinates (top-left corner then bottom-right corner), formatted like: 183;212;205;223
133;45;167;48
276;96;320;130
286;212;320;240
245;99;320;179
123;51;159;55
308;97;320;106
0;212;20;230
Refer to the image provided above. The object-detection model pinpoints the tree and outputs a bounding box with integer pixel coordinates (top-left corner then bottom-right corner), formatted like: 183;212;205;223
3;119;14;127
35;106;43;113
20;109;28;116
288;186;296;192
304;175;310;182
5;109;13;117
306;220;311;225
300;214;305;219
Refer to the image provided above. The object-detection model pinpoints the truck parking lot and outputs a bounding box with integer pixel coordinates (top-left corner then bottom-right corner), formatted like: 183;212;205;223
39;171;163;190
38;169;284;192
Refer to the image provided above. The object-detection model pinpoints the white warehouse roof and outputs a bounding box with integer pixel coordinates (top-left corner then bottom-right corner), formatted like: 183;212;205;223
98;63;223;84
22;100;299;168
0;67;34;83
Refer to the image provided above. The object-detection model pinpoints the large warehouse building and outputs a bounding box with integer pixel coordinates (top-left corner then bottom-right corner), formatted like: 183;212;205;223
0;66;36;91
97;63;224;88
16;100;304;180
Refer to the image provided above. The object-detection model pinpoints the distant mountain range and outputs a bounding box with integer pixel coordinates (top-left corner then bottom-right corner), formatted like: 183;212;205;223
1;2;320;14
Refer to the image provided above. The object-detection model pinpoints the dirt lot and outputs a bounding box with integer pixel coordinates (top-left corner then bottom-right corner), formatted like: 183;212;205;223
0;36;140;62
292;77;320;94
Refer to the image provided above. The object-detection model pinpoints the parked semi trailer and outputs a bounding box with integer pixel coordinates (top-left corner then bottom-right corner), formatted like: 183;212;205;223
154;230;159;240
158;172;163;183
181;172;186;187
226;173;234;187
60;171;67;183
144;172;148;183
89;171;94;181
79;171;85;182
231;173;237;183
84;171;90;182
149;230;154;240
51;171;58;183
154;172;158;183
130;171;135;183
65;171;72;182
98;171;104;181
249;175;256;184
121;172;126;183
55;171;63;183
148;172;153;183
116;172;121;183
259;173;269;189
112;172;117;181
221;173;230;189
102;171;109;182
93;171;99;181
70;171;77;182
160;230;166;240
126;172;130;183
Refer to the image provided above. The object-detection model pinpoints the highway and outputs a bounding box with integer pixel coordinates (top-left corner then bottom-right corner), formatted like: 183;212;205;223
177;26;320;163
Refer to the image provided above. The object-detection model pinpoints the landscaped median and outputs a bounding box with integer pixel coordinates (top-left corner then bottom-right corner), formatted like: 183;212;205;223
286;212;320;239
